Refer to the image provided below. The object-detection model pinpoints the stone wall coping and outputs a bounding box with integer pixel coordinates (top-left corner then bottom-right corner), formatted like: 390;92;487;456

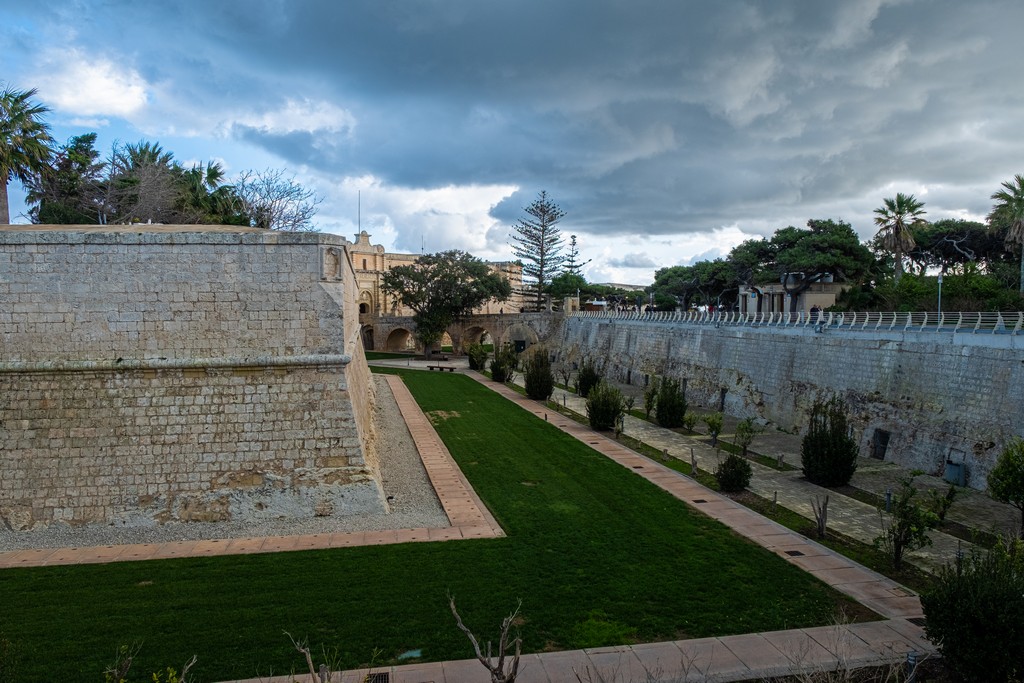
0;228;349;247
0;354;352;374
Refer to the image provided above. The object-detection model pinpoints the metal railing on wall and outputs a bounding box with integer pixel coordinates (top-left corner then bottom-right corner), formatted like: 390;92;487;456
569;309;1024;335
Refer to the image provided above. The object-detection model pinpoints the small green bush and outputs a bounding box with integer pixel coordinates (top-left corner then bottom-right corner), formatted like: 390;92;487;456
733;417;762;456
988;437;1024;534
466;343;490;371
682;412;699;433
703;412;724;446
800;396;859;487
574;358;602;398
489;344;519;383
873;476;939;569
523;348;555;400
922;539;1024;682
655;377;687;428
715;453;752;492
586;381;626;431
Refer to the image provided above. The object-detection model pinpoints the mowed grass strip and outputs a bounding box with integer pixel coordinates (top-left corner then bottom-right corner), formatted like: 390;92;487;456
0;370;863;681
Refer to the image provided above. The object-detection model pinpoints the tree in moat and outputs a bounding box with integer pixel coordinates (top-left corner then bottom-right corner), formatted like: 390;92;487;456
874;193;927;284
0;86;53;224
382;250;511;359
510;190;566;310
25;133;105;224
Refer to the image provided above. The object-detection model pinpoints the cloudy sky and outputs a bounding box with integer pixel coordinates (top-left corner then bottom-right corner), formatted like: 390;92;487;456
3;0;1023;284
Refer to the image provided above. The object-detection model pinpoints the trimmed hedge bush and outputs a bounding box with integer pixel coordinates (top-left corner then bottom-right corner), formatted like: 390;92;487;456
466;343;489;371
800;396;858;487
715;453;752;492
575;359;602;398
523;348;555;400
922;541;1024;682
655;377;687;428
586;381;626;431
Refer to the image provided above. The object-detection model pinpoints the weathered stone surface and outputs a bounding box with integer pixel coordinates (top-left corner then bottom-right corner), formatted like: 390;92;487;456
555;317;1024;490
0;228;385;529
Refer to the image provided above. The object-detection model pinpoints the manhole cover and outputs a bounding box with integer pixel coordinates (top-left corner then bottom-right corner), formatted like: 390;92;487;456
785;550;805;557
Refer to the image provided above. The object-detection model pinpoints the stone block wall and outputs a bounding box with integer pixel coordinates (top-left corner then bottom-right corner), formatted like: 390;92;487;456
0;228;385;529
556;317;1024;490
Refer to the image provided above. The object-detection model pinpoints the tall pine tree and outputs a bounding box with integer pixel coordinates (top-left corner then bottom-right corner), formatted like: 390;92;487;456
510;190;566;310
563;234;591;276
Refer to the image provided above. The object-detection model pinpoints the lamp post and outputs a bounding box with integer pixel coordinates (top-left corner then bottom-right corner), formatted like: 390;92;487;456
937;272;944;316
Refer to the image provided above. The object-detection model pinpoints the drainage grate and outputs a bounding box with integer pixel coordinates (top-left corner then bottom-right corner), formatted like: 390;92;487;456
909;617;927;627
365;673;390;683
632;465;644;469
784;550;805;557
692;499;708;504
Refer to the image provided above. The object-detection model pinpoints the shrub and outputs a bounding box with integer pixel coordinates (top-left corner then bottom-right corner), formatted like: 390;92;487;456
523;348;555;401
926;484;958;523
466;343;490;371
988;437;1024;535
733;417;762;456
800;396;859;487
715;453;752;492
682;412;699;433
703;412;723;446
643;376;660;419
922;538;1024;682
586;381;626;431
574;358;602;398
489;344;519;383
873;476;939;570
654;378;687;428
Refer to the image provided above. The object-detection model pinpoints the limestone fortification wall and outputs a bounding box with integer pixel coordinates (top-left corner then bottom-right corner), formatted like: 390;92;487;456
0;228;385;529
556;316;1024;490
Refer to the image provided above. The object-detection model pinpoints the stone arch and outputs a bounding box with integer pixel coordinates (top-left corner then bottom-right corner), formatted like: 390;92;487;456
462;325;495;346
385;328;416;352
501;322;540;354
361;324;374;350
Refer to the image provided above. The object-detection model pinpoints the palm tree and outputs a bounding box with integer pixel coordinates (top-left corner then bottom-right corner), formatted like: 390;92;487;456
988;174;1024;295
0;86;53;224
873;193;926;284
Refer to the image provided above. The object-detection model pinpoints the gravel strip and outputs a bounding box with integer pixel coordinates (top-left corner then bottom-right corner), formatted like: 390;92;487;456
0;375;450;551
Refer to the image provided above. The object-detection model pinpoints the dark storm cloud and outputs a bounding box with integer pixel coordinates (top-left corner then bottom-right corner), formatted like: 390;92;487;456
8;0;1024;256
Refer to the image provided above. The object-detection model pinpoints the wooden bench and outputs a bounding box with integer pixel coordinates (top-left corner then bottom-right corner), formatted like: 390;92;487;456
427;365;456;372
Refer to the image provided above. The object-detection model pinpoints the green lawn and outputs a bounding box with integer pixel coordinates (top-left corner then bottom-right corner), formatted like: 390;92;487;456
364;351;416;360
0;370;866;681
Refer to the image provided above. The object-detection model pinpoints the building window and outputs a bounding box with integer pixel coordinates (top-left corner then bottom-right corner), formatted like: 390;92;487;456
362;258;367;270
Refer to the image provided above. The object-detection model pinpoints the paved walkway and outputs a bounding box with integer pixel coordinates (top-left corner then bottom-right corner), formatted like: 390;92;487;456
544;379;1022;574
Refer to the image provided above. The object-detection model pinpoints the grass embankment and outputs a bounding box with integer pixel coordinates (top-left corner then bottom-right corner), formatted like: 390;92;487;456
364;351;416;360
1;371;865;681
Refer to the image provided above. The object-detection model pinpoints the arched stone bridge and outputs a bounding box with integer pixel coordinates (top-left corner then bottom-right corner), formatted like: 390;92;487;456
362;312;564;354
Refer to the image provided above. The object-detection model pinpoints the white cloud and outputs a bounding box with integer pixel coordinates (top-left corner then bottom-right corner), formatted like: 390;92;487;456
34;48;148;117
233;98;357;137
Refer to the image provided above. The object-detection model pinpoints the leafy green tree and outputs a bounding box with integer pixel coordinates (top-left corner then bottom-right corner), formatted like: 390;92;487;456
382;250;512;359
772;219;874;301
0;86;53;224
989;174;1024;295
573;358;602;398
873;193;927;284
733;417;763;457
547;271;588;301
988;438;1024;536
905;219;1000;275
715;453;752;492
26;133;105;224
874;476;939;569
510;190;566;309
